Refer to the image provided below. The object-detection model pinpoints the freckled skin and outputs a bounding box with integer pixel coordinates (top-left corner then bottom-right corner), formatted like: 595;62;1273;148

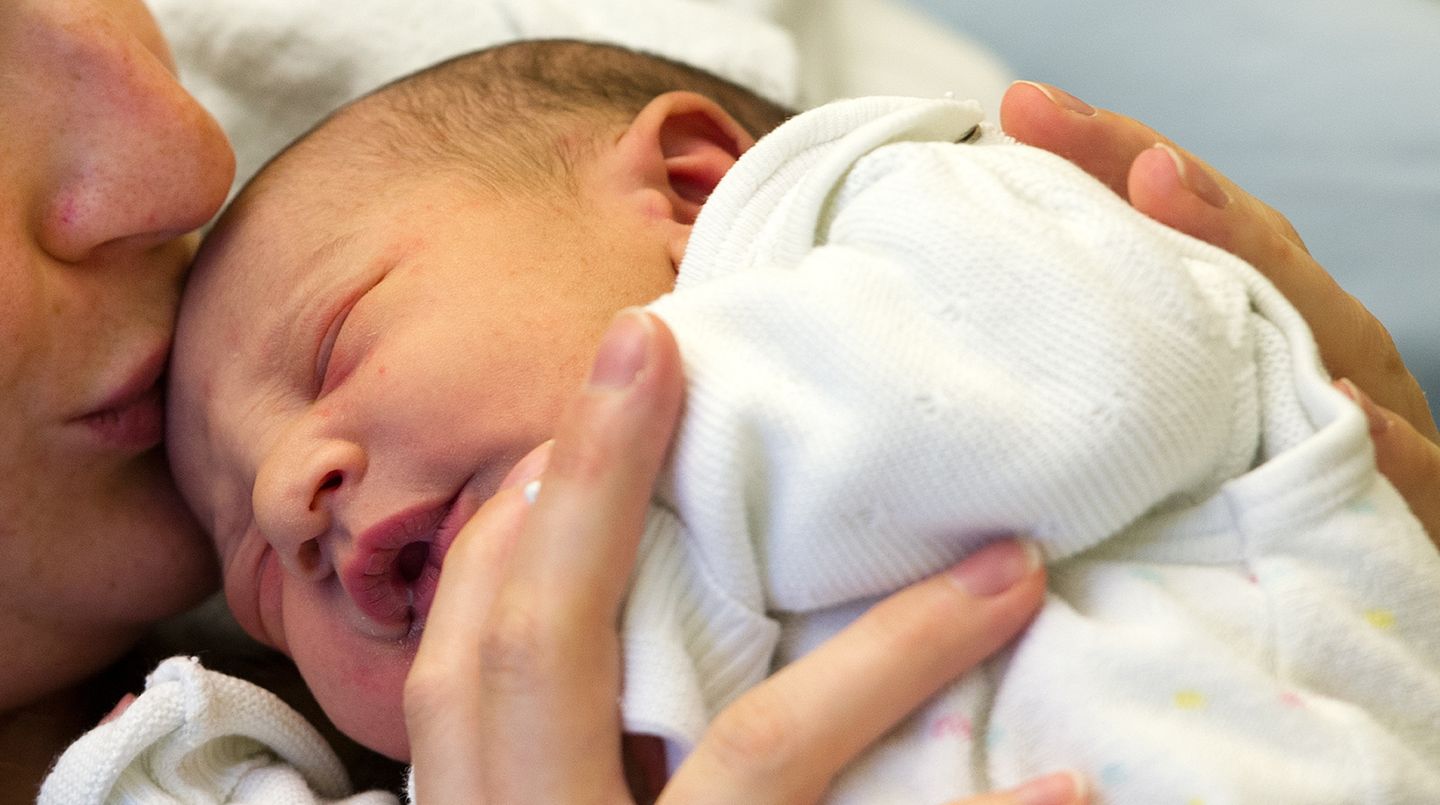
0;0;234;796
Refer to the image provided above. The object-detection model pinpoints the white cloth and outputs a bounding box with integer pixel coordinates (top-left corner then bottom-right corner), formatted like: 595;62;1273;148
618;96;1440;802
151;0;1011;202
39;657;397;805
151;0;797;201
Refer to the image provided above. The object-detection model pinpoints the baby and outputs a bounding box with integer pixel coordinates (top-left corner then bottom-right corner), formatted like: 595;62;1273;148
168;40;1440;802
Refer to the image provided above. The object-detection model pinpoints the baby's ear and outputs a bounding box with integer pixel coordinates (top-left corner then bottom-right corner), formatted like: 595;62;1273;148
616;91;755;225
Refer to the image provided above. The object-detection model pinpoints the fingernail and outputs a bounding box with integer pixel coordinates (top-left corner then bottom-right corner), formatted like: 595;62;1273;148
1010;770;1087;805
1154;143;1229;209
1016;80;1095;116
500;441;554;491
1335;378;1389;435
950;539;1042;597
589;308;652;390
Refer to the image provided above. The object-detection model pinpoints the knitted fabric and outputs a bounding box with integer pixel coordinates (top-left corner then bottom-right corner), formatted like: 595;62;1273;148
618;96;1440;802
39;657;397;805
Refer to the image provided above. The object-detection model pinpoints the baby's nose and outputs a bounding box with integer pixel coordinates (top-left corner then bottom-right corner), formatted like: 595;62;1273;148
252;438;367;581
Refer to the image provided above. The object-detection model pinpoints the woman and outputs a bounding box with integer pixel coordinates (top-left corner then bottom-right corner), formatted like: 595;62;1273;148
0;0;230;798
3;1;1434;802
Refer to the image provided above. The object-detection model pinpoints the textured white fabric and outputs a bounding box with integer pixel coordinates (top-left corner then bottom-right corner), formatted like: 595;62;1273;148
619;96;1440;802
150;0;1012;205
150;0;798;201
39;657;397;805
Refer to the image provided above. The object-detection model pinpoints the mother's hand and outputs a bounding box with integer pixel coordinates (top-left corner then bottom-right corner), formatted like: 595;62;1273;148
1001;81;1440;535
405;310;1081;805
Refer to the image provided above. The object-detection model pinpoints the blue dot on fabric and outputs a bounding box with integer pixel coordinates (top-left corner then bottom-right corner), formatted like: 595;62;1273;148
1101;763;1128;786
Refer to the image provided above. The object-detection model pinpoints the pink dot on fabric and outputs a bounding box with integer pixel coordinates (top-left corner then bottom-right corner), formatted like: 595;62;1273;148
927;713;973;741
1280;692;1305;708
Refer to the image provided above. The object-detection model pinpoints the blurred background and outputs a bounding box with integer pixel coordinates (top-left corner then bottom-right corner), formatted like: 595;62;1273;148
906;0;1440;420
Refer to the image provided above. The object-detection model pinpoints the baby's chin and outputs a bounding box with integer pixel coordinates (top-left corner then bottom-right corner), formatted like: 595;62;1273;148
291;637;415;761
323;683;412;762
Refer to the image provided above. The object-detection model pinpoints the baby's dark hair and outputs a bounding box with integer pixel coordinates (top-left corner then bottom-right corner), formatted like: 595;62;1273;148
302;38;795;199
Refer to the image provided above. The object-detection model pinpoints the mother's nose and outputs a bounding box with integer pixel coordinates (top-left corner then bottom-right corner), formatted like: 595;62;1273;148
35;10;235;263
252;437;368;582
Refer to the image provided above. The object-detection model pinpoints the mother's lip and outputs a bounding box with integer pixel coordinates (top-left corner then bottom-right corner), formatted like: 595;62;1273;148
77;342;170;419
72;343;170;451
77;384;165;451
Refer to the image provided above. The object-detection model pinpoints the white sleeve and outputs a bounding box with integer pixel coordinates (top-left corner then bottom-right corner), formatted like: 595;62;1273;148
649;139;1266;613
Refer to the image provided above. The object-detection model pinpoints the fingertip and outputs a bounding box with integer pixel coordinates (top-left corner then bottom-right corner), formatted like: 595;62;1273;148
499;440;555;492
1127;145;1234;251
1009;80;1096;116
99;692;137;726
1000;80;1080;148
588;308;656;391
1151;143;1229;209
1006;770;1088;805
948;539;1044;598
1335;378;1390;437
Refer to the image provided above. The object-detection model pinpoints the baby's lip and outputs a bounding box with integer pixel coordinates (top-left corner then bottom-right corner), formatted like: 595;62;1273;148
340;493;458;632
409;486;480;626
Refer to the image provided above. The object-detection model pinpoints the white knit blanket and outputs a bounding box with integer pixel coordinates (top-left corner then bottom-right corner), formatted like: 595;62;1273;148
39;657;398;805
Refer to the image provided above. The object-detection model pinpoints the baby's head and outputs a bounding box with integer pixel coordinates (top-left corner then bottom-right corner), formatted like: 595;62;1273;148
168;40;790;759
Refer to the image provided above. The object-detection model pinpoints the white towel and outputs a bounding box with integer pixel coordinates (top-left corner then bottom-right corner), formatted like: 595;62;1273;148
39;656;397;805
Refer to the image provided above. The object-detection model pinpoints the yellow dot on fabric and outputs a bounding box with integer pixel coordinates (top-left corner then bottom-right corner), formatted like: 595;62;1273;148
1173;690;1206;710
1365;609;1396;630
1187;799;1206;805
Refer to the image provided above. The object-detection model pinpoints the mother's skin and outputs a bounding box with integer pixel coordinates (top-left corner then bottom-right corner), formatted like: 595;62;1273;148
0;0;231;796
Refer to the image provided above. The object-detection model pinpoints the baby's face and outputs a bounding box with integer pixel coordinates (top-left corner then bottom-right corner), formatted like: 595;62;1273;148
169;161;677;759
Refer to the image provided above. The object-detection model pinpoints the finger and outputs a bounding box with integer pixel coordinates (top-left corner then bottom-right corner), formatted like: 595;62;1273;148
664;540;1047;805
1337;379;1440;539
1001;81;1308;254
480;308;685;802
1128;144;1437;441
1002;81;1437;441
98;693;137;726
1000;80;1152;201
405;477;538;802
951;771;1089;805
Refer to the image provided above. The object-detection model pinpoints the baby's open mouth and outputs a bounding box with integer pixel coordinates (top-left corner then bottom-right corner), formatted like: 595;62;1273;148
341;493;459;636
397;541;430;584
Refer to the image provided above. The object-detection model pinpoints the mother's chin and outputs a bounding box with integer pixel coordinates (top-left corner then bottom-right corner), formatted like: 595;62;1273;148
0;451;220;713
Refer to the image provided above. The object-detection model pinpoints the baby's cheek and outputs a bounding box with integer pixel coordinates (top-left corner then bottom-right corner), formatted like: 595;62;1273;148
281;584;416;761
221;546;285;652
255;547;288;652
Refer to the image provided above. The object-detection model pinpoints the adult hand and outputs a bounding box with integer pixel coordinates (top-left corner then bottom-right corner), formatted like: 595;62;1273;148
1000;81;1440;535
405;309;1081;805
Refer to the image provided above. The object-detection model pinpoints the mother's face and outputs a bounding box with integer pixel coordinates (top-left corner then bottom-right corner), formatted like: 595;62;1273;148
0;0;233;707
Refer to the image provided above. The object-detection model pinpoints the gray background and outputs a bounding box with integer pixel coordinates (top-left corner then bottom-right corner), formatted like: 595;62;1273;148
905;0;1440;419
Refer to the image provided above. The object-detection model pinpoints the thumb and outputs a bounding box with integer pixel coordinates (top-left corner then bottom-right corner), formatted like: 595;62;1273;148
1337;379;1440;541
